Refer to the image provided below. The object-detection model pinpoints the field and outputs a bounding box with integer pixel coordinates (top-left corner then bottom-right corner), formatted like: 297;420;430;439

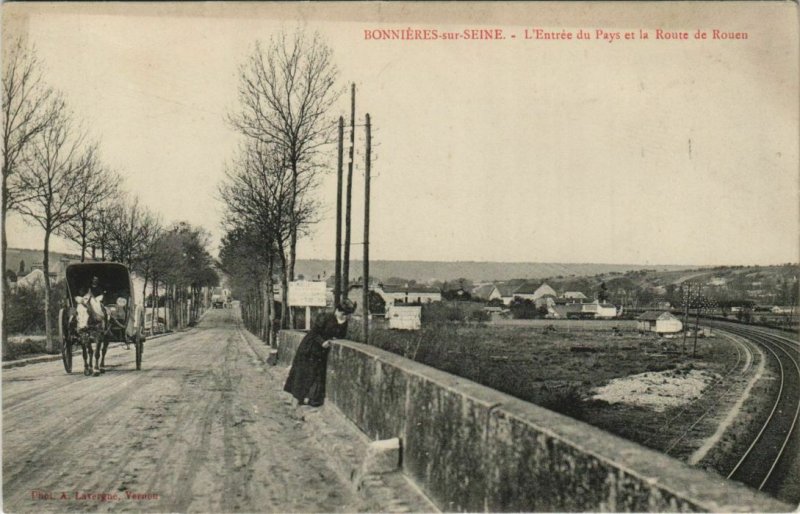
350;320;746;458
488;318;639;331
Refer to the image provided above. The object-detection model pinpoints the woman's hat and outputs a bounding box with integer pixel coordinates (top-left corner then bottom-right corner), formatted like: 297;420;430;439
337;299;356;314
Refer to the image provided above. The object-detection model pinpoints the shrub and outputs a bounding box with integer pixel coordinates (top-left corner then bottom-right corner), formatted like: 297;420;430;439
6;338;48;359
469;309;491;323
510;297;537;319
537;385;587;420
5;282;66;335
421;302;466;323
487;298;505;307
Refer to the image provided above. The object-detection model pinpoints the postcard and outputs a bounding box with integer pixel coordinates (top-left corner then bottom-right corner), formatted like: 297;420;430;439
2;2;798;513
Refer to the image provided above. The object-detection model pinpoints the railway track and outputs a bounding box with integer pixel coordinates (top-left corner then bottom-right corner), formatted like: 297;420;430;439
639;336;749;453
703;321;799;504
656;335;751;456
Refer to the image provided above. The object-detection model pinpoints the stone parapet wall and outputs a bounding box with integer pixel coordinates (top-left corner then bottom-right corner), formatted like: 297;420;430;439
278;330;790;512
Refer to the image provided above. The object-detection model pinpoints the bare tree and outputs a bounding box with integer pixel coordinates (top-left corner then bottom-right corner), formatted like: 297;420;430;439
153;222;218;330
132;216;164;308
57;153;120;261
220;140;292;335
14;108;90;352
229;29;340;286
2;39;60;356
89;199;116;261
103;195;161;268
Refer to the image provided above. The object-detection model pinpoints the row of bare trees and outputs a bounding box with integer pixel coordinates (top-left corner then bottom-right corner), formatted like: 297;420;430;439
2;40;218;355
2;39;118;353
219;29;341;345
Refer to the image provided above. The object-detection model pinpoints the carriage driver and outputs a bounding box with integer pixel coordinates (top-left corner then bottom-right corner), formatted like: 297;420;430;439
83;276;105;299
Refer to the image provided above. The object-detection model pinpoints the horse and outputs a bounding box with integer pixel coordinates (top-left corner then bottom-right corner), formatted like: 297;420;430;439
74;295;111;376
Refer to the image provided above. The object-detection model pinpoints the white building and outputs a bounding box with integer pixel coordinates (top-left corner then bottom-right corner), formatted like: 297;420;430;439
582;299;618;319
512;282;558;307
637;311;683;334
377;284;442;307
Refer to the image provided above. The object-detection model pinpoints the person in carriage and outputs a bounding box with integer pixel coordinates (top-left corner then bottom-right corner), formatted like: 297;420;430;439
84;275;104;297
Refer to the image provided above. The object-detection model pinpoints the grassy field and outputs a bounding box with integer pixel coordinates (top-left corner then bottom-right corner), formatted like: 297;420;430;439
488;318;639;331
350;320;746;457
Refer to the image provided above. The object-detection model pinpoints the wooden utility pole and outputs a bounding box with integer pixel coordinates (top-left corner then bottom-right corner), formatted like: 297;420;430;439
692;288;703;358
362;114;371;344
334;116;344;306
342;84;355;302
681;283;690;355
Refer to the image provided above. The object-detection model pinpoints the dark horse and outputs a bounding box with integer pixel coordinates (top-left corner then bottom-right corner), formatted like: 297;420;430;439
75;295;111;376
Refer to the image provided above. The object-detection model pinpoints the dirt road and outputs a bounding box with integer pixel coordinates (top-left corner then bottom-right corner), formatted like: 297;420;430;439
2;309;369;513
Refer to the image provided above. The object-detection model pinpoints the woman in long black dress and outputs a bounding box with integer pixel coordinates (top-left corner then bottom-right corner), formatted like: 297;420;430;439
283;300;355;407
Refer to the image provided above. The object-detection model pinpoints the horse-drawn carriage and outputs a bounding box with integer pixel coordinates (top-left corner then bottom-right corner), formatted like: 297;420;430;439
59;262;145;375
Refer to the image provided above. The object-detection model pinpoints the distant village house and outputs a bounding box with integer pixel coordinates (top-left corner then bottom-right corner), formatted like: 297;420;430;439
636;311;683;334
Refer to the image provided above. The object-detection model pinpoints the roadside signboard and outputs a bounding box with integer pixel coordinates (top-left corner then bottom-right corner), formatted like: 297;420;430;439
387;305;422;330
288;281;327;307
288;280;327;329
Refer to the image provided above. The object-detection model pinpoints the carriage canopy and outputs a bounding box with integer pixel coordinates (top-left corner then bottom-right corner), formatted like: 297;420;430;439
65;262;133;306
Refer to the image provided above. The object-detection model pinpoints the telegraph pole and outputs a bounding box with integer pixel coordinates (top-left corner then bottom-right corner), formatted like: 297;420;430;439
692;288;702;358
342;84;355;301
362;114;371;344
334;116;344;306
681;283;690;355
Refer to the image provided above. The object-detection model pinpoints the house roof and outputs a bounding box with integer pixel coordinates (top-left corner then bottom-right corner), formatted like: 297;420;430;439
513;282;557;298
563;291;588;299
512;282;539;295
534;283;558;298
496;284;517;297
637;311;675;321
472;284;497;300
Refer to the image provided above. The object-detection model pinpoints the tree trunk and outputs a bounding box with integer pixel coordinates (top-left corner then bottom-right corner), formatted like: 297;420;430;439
278;247;291;329
266;256;275;347
43;230;54;353
167;284;173;331
80;218;87;262
289;161;298;283
258;281;266;340
142;274;149;312
151;279;158;334
2;169;9;359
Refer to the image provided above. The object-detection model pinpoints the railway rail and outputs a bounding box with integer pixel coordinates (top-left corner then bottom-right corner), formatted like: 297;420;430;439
703;320;799;504
654;334;753;456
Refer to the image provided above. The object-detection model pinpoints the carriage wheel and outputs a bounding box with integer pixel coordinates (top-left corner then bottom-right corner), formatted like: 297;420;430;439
59;309;73;374
135;332;143;370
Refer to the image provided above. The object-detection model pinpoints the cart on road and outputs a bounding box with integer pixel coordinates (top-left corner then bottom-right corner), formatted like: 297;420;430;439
59;262;145;374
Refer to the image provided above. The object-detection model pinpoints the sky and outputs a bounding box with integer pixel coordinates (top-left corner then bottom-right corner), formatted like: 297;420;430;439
3;2;798;266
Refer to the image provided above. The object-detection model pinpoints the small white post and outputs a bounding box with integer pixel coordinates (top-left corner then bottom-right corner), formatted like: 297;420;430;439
305;305;311;330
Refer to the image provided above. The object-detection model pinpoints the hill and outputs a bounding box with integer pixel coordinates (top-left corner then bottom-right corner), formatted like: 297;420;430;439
294;259;696;284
